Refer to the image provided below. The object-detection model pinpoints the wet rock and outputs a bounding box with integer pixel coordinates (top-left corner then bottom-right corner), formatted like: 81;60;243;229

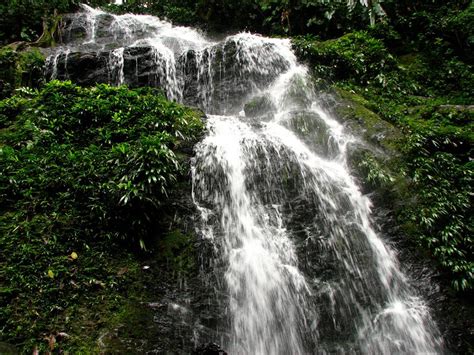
329;87;400;152
283;110;338;158
244;95;275;118
46;51;110;85
192;342;228;355
61;12;128;47
65;51;110;85
60;14;89;44
122;46;161;88
49;29;292;114
180;39;290;113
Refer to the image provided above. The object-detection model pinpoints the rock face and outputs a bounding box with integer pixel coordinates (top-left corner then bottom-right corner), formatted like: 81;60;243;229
94;170;229;354
284;110;338;158
47;39;290;114
48;11;291;114
50;51;109;84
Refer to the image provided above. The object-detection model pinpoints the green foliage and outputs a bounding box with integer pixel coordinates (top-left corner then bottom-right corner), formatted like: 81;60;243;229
399;107;473;290
0;0;110;44
356;152;394;189
104;0;386;34
412;55;474;101
256;0;384;35
293;31;397;85
0;81;203;350
382;1;473;59
0;46;45;99
1;0;468;46
106;0;201;26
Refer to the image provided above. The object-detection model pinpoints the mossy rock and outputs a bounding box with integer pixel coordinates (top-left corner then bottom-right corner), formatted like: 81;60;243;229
244;95;276;118
283;110;338;158
333;87;401;152
330;87;409;206
0;46;45;98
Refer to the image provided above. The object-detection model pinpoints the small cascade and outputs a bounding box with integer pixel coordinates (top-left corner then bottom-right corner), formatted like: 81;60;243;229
47;6;444;354
109;47;124;85
83;5;102;43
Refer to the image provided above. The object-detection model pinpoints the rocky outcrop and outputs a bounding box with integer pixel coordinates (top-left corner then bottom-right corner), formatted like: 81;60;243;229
46;39;290;114
48;13;292;113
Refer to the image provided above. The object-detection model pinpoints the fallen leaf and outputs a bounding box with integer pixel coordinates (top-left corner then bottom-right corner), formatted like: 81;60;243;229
70;251;78;260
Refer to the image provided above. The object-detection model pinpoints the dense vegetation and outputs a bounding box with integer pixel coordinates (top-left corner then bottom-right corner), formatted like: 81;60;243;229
0;81;203;351
3;0;471;44
0;0;110;44
0;46;45;99
290;1;473;291
0;0;472;352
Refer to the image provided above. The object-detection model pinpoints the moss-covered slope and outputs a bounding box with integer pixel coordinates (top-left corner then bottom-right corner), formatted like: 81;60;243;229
0;81;204;353
293;31;473;292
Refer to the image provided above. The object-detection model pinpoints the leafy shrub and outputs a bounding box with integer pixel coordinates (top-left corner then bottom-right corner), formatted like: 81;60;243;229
395;106;473;291
1;80;203;241
293;32;397;85
106;0;201;26
0;81;204;349
356;152;394;190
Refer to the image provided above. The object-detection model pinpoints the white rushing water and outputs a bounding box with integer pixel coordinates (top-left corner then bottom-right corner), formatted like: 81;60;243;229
48;6;444;354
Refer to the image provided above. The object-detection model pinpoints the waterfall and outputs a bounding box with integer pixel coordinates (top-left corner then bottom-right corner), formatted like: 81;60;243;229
47;5;444;354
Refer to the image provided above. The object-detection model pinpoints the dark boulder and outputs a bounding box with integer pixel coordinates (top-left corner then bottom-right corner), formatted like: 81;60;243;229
46;51;110;85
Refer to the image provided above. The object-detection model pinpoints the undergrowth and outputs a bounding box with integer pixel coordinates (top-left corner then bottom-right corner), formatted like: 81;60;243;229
0;81;203;352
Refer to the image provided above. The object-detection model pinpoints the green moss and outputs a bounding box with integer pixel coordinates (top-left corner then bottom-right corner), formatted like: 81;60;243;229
398;53;422;67
0;46;45;99
334;87;401;151
34;13;61;48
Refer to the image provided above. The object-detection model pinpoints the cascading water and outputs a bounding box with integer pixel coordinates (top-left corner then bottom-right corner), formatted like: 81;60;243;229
48;5;444;354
